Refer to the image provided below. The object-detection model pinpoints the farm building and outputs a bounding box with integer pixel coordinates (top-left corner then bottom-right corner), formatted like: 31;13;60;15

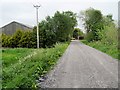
0;21;33;35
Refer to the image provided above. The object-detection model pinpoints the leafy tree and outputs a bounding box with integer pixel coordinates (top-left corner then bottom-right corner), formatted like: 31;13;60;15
53;11;77;42
101;15;118;45
34;11;77;47
2;11;77;48
80;8;103;41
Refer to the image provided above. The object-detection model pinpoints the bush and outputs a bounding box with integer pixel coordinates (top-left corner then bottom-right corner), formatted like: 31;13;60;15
18;31;35;48
11;30;23;47
85;31;94;42
102;25;118;45
2;34;11;47
2;30;36;48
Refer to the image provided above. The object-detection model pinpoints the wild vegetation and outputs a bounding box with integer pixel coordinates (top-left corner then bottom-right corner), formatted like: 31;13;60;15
2;43;68;88
80;8;118;59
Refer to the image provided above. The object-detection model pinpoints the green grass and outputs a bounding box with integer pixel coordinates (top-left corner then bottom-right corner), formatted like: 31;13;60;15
81;40;119;60
2;43;68;88
2;48;34;67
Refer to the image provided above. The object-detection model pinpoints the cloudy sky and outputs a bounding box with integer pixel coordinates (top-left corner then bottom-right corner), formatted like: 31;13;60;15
0;0;119;29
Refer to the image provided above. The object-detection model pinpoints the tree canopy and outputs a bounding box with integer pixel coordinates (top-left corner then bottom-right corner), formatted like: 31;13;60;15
2;11;77;48
79;8;117;43
37;11;77;47
80;8;104;41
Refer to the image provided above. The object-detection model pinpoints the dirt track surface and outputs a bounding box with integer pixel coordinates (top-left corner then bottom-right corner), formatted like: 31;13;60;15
40;40;118;88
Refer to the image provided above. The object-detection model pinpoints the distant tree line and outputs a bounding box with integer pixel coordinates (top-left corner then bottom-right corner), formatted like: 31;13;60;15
1;11;77;48
2;8;116;48
80;8;118;44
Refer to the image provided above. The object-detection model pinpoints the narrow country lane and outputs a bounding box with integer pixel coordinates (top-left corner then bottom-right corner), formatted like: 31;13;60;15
40;40;118;88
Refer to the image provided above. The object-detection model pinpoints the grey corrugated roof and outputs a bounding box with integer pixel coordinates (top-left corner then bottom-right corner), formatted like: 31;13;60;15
1;21;33;29
1;21;33;35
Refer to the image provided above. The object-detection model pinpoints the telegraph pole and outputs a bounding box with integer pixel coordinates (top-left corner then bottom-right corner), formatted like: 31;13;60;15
34;5;40;48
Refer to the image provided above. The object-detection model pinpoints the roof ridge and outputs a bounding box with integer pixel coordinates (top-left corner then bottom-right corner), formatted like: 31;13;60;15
1;21;33;29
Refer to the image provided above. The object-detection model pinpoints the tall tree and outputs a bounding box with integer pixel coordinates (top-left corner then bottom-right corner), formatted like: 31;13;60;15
80;8;103;41
36;11;77;47
53;11;77;41
102;15;118;45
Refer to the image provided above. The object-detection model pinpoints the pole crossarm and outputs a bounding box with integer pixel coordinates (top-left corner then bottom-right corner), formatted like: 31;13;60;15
33;5;41;9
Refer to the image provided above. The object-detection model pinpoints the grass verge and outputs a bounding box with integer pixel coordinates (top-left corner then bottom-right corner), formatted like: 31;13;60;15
2;48;34;67
2;43;68;88
81;40;119;60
